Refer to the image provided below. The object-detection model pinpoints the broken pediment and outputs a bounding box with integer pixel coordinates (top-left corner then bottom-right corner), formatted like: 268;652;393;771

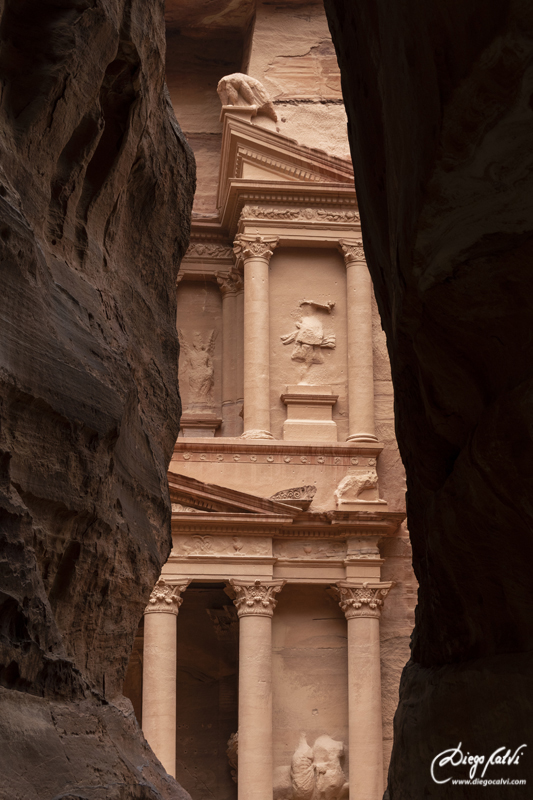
217;107;354;213
168;471;301;516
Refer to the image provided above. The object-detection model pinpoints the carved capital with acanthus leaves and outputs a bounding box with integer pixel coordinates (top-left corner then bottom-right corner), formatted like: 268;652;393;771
338;239;366;265
216;268;244;295
144;578;191;616
335;581;394;620
233;234;279;266
229;579;286;617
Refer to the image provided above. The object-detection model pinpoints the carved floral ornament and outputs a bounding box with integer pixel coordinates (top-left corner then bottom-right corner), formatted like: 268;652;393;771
335;581;394;619
233;234;279;265
338;239;366;264
216;268;244;295
229;579;286;617
144;578;191;616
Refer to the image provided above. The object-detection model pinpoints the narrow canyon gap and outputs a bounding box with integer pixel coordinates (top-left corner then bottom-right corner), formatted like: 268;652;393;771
324;0;533;796
0;1;195;797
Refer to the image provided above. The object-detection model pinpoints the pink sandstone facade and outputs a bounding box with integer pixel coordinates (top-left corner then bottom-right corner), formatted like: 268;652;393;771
124;3;417;798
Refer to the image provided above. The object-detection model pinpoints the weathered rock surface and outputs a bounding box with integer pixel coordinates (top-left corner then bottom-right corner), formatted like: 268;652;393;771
325;0;533;795
0;1;194;797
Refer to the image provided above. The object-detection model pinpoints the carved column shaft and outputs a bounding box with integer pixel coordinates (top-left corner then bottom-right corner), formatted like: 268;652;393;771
230;579;285;800
234;235;278;438
217;269;244;435
336;581;393;800
142;578;190;778
339;240;378;442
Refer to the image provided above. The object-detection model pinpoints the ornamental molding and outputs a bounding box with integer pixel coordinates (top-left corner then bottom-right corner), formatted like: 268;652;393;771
144;578;191;615
335;581;394;619
338;239;365;264
233;234;279;264
229;579;286;617
242;205;360;223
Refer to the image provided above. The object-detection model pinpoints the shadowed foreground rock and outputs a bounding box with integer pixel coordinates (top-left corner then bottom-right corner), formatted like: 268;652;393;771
325;0;533;796
0;1;194;797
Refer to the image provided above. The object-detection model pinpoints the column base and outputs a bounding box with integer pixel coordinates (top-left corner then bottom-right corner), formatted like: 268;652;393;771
240;429;275;439
346;433;379;443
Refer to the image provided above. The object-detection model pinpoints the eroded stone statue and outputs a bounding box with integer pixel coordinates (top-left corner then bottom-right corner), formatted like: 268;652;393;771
217;72;278;121
274;733;348;800
334;469;386;506
178;329;217;411
281;300;336;373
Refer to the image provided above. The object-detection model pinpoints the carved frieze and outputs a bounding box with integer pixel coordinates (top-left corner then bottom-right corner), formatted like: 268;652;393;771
230;579;286;617
335;581;393;619
144;578;190;616
174;535;271;557
185;242;234;260
242;205;360;223
273;539;347;560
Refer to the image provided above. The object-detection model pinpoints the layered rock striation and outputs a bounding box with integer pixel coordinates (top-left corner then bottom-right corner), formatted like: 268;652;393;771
325;0;533;796
0;0;194;797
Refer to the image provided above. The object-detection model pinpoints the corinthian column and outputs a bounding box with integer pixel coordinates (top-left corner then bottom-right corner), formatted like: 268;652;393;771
338;240;378;442
142;578;190;777
230;579;285;800
234;234;279;439
217;268;244;436
336;581;393;800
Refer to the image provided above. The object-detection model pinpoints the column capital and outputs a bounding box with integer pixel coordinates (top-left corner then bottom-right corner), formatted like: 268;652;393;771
217;268;244;295
335;580;394;619
234;234;279;266
230;579;286;618
338;238;366;265
144;578;191;616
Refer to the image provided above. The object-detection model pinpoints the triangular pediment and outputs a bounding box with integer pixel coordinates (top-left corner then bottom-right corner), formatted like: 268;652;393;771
168;471;301;516
217;109;354;210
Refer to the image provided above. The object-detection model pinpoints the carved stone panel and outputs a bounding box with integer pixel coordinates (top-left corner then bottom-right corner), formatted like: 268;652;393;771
273;539;347;561
173;535;272;557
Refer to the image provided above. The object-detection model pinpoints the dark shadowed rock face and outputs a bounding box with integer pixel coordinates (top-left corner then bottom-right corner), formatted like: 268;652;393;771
325;0;533;796
0;0;194;797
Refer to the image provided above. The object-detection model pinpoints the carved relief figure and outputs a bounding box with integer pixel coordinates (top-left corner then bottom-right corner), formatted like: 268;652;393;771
281;301;336;375
274;734;348;800
217;73;278;121
334;469;386;506
178;329;217;411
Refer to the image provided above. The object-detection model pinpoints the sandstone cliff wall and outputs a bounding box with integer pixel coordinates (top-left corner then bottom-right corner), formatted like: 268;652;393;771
0;1;195;797
325;0;533;796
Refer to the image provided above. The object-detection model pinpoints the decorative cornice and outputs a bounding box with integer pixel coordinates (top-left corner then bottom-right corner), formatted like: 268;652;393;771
242;205;360;223
338;239;365;264
335;581;394;619
233;234;279;265
230;579;286;617
144;578;191;615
